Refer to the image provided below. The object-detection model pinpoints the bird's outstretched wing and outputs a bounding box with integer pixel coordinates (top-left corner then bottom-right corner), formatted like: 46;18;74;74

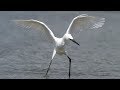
12;19;55;43
66;14;105;37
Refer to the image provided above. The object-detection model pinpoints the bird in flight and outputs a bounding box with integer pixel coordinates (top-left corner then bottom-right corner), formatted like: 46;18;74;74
12;14;105;79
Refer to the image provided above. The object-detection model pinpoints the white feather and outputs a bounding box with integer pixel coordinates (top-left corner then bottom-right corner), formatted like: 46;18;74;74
12;14;105;78
66;14;105;36
12;19;55;43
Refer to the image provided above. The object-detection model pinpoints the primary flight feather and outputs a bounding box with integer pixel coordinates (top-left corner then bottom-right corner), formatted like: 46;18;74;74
66;14;105;36
12;19;55;43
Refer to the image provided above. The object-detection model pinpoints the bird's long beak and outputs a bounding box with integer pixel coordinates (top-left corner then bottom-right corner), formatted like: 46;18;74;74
70;39;80;46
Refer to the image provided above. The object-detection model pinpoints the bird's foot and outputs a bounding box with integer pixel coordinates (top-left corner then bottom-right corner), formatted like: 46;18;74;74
43;75;49;79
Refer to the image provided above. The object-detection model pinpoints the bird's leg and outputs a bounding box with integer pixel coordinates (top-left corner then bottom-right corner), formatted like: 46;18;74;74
66;55;71;79
45;59;53;77
44;49;56;77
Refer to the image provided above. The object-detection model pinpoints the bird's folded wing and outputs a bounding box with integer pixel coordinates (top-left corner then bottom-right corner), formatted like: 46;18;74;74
12;19;55;43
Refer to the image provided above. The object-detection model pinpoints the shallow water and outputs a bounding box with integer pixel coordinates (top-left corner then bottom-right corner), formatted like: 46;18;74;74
0;11;120;79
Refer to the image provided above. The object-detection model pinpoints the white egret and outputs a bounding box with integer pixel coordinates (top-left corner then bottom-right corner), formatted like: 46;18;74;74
12;14;105;79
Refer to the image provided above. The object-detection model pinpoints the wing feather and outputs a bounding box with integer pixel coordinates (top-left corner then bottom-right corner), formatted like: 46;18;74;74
66;14;105;36
12;19;55;43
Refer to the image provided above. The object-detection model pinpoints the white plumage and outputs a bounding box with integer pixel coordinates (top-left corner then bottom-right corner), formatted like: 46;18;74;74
12;14;105;79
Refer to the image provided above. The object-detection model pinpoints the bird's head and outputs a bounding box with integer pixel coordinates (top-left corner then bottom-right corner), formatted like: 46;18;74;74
66;34;80;46
67;34;73;40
